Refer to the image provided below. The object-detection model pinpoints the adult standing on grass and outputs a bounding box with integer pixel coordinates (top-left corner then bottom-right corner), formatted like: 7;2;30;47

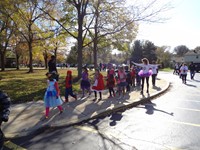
188;62;196;80
48;55;59;81
48;55;57;73
0;77;11;150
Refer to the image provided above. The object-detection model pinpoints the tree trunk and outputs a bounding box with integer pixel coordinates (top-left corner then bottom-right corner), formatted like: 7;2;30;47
16;54;20;70
77;12;84;79
0;52;5;71
43;50;48;69
28;42;33;73
93;11;99;69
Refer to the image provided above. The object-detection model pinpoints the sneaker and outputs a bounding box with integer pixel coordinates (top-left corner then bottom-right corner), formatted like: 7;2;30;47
74;95;77;100
65;99;69;103
45;116;49;119
98;98;102;101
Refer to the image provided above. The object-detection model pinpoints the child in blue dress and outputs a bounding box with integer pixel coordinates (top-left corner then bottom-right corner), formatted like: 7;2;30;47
44;72;63;118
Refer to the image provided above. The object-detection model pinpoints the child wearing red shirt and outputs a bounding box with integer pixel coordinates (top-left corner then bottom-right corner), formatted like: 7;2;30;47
65;70;77;102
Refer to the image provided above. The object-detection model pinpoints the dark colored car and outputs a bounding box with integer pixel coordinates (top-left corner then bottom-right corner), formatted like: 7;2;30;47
194;63;200;72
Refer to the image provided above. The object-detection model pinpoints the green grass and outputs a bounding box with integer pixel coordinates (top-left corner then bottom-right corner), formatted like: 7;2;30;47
159;67;173;72
0;68;106;104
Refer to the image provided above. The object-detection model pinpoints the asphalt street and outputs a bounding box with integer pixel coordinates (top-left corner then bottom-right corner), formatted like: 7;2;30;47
5;71;200;150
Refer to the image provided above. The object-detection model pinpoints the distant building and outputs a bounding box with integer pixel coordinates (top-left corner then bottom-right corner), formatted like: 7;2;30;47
171;55;184;64
184;50;200;63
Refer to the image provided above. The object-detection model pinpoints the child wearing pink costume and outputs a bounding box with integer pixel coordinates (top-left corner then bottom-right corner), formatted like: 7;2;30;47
44;72;63;118
117;66;127;99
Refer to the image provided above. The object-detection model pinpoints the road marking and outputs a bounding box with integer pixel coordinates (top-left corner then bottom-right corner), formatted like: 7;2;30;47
4;141;27;150
181;100;200;103
169;120;200;127
176;107;200;112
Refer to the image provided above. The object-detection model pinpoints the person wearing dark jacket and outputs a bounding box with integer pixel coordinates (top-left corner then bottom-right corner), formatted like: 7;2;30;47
0;90;11;150
188;62;196;80
48;55;57;73
48;55;59;81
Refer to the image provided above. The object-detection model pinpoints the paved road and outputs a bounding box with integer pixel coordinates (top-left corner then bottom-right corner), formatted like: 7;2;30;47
6;71;200;150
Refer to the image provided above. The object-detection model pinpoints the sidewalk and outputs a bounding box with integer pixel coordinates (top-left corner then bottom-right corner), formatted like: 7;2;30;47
2;78;169;138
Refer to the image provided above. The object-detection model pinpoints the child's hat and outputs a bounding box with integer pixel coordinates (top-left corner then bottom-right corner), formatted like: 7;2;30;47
67;70;72;75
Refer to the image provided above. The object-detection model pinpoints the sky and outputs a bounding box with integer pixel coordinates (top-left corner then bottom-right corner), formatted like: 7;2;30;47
128;0;200;51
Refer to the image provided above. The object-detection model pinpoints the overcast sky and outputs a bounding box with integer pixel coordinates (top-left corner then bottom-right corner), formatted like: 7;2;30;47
128;0;200;51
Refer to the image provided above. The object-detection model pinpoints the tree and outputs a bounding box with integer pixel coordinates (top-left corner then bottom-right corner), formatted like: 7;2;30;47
87;0;138;68
0;10;14;71
173;45;189;57
142;40;157;63
1;0;53;72
131;40;143;63
40;0;93;79
156;46;172;68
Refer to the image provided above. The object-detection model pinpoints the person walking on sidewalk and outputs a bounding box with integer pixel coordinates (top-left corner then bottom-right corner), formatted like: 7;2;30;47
125;65;131;92
107;74;116;98
117;66;127;99
44;72;63;119
92;69;105;101
180;63;188;84
65;70;77;102
151;60;159;87
130;66;136;88
188;61;196;80
0;89;10;150
80;67;91;98
133;58;153;95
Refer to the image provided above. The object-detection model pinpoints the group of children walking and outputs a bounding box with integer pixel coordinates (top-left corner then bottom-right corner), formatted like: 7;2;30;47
43;58;159;118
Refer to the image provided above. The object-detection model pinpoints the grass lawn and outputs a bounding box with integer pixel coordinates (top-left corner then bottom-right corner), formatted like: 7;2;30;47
159;67;173;72
0;68;106;104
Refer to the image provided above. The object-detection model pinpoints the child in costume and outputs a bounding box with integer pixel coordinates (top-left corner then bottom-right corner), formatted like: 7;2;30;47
125;66;131;92
106;64;115;98
133;58;153;95
130;66;136;87
44;72;63;119
80;67;91;98
92;69;105;101
107;74;116;98
117;66;127;99
65;70;77;102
